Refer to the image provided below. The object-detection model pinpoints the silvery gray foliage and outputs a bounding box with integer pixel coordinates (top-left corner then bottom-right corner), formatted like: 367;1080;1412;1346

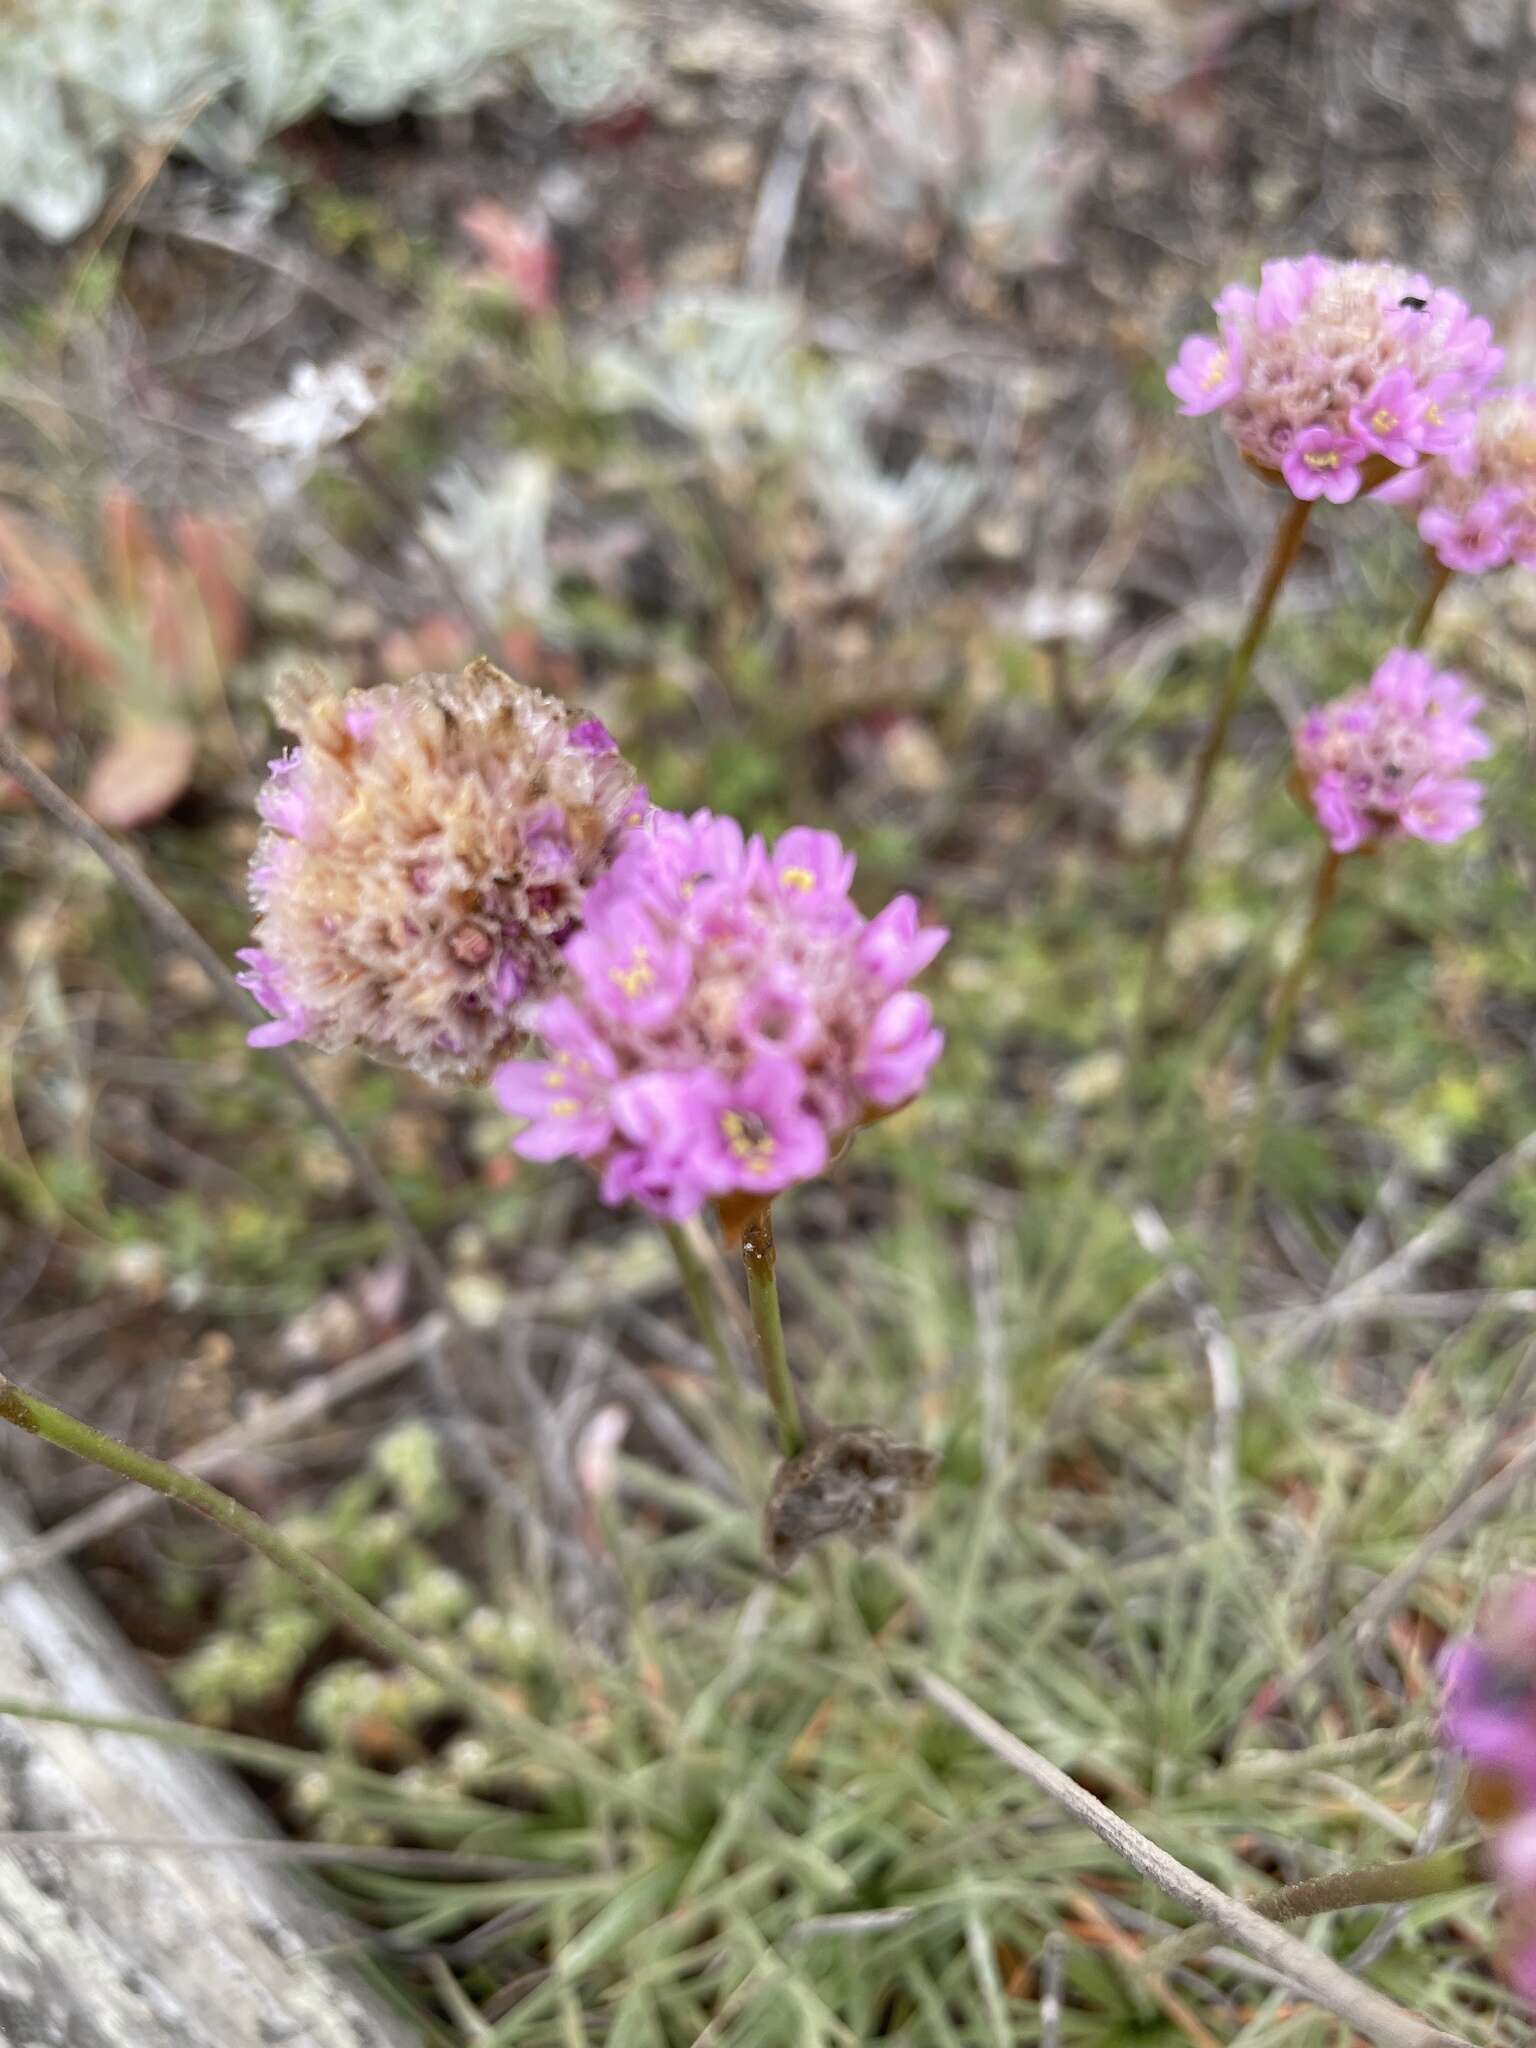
587;291;816;471
235;355;389;499
800;366;983;596
2;0;648;241
588;289;983;594
421;453;558;623
820;12;1099;276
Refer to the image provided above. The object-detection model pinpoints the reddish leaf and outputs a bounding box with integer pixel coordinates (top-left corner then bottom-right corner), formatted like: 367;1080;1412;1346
82;722;196;828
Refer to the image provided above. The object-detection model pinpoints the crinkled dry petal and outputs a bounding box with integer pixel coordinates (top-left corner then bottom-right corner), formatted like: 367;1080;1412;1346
83;721;197;829
1398;388;1536;574
762;1423;938;1573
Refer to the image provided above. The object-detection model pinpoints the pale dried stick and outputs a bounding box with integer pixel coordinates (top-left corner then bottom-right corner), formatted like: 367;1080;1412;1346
917;1671;1472;2048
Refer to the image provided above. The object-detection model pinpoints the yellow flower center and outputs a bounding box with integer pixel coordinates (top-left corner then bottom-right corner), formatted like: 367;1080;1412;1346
722;1109;775;1174
610;945;655;998
1201;352;1228;390
1305;449;1340;471
1425;402;1443;427
779;866;816;892
549;1098;581;1117
1371;407;1397;434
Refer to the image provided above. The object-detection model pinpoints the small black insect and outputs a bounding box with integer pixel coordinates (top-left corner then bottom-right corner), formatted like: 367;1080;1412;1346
1399;295;1428;311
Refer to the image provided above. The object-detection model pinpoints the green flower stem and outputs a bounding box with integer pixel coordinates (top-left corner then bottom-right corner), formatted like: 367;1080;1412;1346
0;1694;366;1783
741;1210;807;1458
0;1371;532;1751
1406;556;1454;650
662;1220;758;1465
1146;1841;1486;1974
1138;493;1314;1033
1225;841;1344;1306
0;1695;500;1824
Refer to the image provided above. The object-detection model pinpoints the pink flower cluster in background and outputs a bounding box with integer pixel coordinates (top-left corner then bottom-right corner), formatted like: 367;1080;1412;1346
493;808;946;1221
1441;1580;1536;2002
1380;387;1536;574
1292;648;1490;854
240;661;644;1085
1168;255;1500;504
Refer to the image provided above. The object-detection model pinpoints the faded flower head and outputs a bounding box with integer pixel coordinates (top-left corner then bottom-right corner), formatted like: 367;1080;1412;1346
1292;648;1491;855
1379;388;1536;574
493;807;947;1220
239;659;644;1085
1168;256;1500;503
1441;1578;1536;2003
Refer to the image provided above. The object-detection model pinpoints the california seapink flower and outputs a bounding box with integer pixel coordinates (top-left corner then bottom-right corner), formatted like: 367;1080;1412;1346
492;809;947;1221
1441;1578;1536;2003
240;660;645;1085
1379;388;1536;575
1168;256;1500;502
1442;1577;1536;1808
1280;424;1368;505
1292;648;1491;856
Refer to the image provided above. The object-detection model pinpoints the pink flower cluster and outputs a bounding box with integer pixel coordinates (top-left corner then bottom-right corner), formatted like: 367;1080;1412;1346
493;809;947;1221
1380;387;1536;574
1292;648;1490;854
1441;1579;1536;2004
1168;255;1500;504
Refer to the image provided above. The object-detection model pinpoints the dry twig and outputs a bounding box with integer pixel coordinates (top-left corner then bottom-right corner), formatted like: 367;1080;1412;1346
917;1671;1472;2048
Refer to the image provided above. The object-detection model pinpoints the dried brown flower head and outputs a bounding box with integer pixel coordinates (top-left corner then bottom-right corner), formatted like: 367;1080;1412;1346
240;658;645;1085
763;1423;938;1574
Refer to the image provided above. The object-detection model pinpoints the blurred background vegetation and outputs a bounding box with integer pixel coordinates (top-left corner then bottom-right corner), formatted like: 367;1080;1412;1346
4;0;1536;2038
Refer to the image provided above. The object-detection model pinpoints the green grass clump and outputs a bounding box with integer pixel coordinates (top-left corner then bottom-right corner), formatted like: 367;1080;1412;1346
121;1178;1533;2044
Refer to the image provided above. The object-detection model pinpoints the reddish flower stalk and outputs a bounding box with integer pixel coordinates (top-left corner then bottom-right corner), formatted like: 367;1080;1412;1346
1136;492;1312;1032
